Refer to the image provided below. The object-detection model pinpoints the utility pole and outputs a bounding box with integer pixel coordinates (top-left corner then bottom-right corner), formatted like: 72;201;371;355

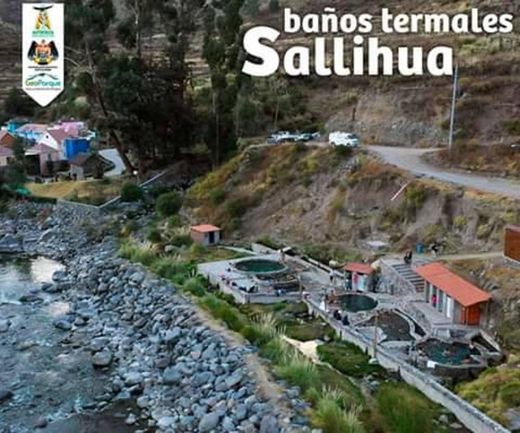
372;311;379;360
448;64;459;153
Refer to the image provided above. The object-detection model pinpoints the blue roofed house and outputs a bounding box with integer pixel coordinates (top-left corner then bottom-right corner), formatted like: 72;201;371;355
14;123;48;143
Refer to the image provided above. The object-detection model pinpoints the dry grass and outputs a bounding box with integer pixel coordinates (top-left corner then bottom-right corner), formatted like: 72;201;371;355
27;177;127;204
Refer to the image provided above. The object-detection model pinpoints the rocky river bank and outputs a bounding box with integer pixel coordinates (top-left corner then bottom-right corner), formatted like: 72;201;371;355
0;202;311;433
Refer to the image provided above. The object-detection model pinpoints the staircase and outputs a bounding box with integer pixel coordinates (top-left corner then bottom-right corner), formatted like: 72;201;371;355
391;257;430;293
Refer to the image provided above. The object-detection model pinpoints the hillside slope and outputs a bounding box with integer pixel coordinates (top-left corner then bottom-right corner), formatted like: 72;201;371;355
186;144;520;259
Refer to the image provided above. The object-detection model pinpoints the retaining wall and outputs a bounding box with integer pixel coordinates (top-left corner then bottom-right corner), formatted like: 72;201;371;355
306;298;510;433
55;199;102;220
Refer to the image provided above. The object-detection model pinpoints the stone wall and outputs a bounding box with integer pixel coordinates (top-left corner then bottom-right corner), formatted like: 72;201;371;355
55;199;102;221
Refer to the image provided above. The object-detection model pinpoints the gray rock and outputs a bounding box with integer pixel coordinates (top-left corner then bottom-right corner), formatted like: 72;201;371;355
53;319;72;331
0;319;10;333
0;234;22;253
33;416;48;429
92;349;113;367
52;270;68;283
157;416;176;429
222;416;235;431
124;372;143;386
19;293;43;303
0;389;13;404
260;415;280;433
163;327;182;345
235;404;248;421
129;272;145;285
163;367;182;385
225;371;244;389
198;412;220;432
125;414;137;425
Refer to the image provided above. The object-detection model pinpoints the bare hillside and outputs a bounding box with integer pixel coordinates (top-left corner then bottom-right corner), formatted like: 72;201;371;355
186;145;520;258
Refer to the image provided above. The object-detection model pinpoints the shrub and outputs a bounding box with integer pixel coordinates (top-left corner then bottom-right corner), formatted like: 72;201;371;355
503;119;520;135
121;182;143;202
260;337;290;364
148;184;171;199
170;234;193;248
119;242;157;266
200;294;247;332
243;314;281;346
404;184;427;214
276;353;320;392
317;342;384;378
183;277;206;297
131;246;157;266
312;397;365;433
209;187;226;205
453;215;468;230
376;383;433;433
335;146;354;158
147;228;162;244
168;215;183;228
499;382;520;407
151;257;192;280
156;191;182;217
225;198;248;219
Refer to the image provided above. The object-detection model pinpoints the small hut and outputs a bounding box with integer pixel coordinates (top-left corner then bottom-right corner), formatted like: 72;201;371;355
344;262;375;292
190;225;221;246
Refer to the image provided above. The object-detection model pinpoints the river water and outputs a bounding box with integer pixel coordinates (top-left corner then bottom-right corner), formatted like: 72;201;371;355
0;256;141;433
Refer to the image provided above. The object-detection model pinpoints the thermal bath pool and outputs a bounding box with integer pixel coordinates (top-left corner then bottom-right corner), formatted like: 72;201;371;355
340;294;378;313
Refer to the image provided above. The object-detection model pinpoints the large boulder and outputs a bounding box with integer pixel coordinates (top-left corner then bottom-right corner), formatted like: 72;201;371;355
198;412;220;432
92;349;113;368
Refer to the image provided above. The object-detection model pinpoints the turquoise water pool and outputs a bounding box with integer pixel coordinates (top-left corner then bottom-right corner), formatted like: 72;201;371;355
235;259;287;274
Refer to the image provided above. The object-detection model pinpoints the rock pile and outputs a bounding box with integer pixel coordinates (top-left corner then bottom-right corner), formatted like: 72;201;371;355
0;201;311;432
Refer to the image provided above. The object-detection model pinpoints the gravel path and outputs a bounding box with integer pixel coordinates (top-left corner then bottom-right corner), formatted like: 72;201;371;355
367;145;520;200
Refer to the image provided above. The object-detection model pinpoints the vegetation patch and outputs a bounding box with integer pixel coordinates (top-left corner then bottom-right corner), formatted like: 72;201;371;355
457;364;520;424
376;383;436;433
317;341;385;379
26;177;128;205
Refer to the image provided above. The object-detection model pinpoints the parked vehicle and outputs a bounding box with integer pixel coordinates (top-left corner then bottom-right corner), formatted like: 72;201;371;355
329;132;360;147
296;132;321;142
267;131;321;144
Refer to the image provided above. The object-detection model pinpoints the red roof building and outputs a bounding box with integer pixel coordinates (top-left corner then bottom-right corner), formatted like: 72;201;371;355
344;262;374;275
0;131;15;148
505;225;520;263
416;263;491;326
190;225;221;246
0;145;14;167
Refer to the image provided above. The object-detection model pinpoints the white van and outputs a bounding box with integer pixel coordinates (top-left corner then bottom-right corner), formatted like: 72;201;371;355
329;132;360;147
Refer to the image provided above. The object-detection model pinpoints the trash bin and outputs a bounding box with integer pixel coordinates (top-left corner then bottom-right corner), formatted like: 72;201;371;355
416;243;425;254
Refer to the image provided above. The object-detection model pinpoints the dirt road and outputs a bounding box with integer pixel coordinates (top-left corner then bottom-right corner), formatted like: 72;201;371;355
367;146;520;200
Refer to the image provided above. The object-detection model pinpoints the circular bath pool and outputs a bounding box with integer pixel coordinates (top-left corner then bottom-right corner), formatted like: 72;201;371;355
234;259;287;275
419;339;480;365
340;294;378;312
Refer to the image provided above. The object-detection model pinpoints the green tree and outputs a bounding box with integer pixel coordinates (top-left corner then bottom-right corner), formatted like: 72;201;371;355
243;0;259;17
269;0;279;13
202;0;245;165
4;88;36;119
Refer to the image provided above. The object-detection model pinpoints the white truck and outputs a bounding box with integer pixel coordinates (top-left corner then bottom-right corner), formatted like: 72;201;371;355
329;132;360;147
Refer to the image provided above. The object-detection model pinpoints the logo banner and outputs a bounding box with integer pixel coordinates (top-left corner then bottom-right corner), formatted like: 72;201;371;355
22;3;64;107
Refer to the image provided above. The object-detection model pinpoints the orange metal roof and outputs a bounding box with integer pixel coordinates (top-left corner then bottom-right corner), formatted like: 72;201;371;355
344;262;374;275
416;263;491;307
506;225;520;234
191;224;221;233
